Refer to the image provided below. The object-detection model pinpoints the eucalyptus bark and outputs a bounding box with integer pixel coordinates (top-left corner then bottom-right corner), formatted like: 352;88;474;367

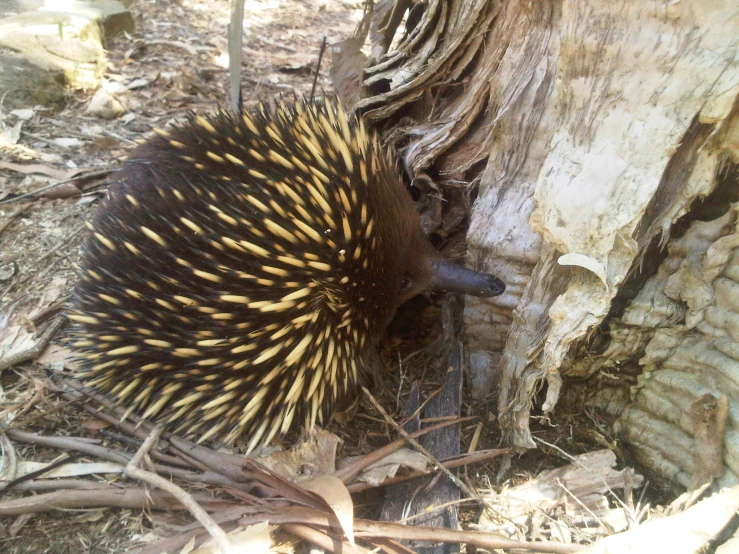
338;0;739;487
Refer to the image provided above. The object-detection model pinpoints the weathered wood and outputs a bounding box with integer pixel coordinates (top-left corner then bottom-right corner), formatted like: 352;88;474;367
379;381;421;521
379;345;464;554
0;0;133;92
410;343;463;554
347;0;739;488
379;299;465;553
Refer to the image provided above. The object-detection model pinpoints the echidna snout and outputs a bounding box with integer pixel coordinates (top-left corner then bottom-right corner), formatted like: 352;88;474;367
67;98;505;452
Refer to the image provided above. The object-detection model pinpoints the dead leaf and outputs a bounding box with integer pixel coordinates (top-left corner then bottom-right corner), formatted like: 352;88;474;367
330;36;367;110
10;108;35;120
179;534;196;554
300;474;355;548
9;513;32;537
0;460;123;480
557;253;608;287
31;276;67;318
0;162;79;181
258;428;340;480
81;417;112;431
40;183;81;199
53;137;83;148
74;509;106;522
191;521;272;554
581;485;739;554
1;120;23;145
353;448;430;486
36;344;77;368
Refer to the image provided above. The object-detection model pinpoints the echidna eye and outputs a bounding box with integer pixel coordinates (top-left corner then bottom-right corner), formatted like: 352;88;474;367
400;278;411;290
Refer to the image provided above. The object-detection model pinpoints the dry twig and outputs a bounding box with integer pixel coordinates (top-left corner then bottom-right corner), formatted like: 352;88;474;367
0;203;31;234
123;426;231;554
0;453;84;499
0;434;17;483
346;448;509;494
0;169;115;206
361;386;480;502
333;416;475;483
0;317;65;372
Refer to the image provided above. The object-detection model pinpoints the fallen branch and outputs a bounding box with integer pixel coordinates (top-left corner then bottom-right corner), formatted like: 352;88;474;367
283;522;371;554
0;317;64;372
353;518;584;553
0;486;210;515
123;426;231;554
231;506;584;553
0;453;84;499
0;169;116;206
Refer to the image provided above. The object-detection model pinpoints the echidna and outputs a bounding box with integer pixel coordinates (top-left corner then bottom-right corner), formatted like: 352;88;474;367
67;98;505;452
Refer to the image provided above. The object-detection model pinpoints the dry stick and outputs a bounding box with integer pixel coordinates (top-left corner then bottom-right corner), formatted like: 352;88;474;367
57;380;209;473
167;505;265;539
166;440;232;477
352;519;584;554
0;434;18;482
362;537;414;554
0;479;113;492
5;429;229;488
399;497;476;524
8;429;136;469
309;36;328;102
7;429;130;465
0;453;85;499
133;506;254;554
0;202;31;234
97;430;199;471
137;520;242;554
333;416;475;483
70;397;237;480
0;317;65;372
399;386;441;428
235;506;584;553
361;387;480;502
29;301;65;325
622;468;636;530
468;421;483;453
346;448;509;494
283;522;370;554
59;391;197;470
123;426;231;554
0;169;116;206
0;486;224;516
535;437;636;518
666;481;712;516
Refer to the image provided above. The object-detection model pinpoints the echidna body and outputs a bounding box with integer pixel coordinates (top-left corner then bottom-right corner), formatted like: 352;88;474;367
68;99;504;452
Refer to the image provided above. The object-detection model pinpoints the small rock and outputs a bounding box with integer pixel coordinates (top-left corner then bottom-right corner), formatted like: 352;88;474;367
86;87;125;119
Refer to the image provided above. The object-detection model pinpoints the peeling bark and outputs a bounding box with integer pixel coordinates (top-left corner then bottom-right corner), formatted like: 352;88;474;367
342;0;739;484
